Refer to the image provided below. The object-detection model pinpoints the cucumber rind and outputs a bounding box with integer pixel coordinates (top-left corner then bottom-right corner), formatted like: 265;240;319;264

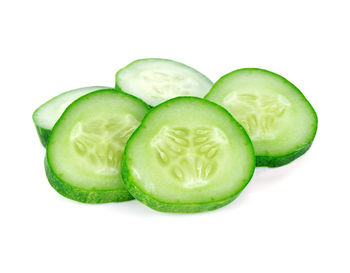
205;68;318;167
32;86;111;147
45;157;134;203
115;58;213;106
34;125;51;147
121;96;255;213
256;142;312;167
45;89;151;203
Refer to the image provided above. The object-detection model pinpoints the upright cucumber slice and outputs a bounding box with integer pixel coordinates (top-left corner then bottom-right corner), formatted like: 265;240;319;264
33;86;110;146
205;68;318;167
115;58;213;107
122;97;255;213
45;89;150;203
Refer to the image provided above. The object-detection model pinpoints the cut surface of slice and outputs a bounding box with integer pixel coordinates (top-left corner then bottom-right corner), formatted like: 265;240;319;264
122;97;255;212
205;68;318;167
115;58;212;106
46;89;150;203
33;86;110;146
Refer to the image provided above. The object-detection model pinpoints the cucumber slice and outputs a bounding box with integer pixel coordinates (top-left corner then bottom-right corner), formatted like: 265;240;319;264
205;68;318;167
122;97;255;212
115;58;213;107
45;89;150;203
33;86;110;146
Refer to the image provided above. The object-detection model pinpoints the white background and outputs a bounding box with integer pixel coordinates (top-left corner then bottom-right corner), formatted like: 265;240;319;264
1;0;349;272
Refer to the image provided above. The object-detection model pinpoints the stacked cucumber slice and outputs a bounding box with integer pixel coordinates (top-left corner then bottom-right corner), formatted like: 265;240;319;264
205;68;318;167
33;58;317;212
45;90;150;203
33;86;109;146
115;58;213;106
122;97;255;212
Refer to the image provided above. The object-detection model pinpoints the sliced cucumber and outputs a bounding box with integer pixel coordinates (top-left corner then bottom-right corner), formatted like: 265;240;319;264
122;97;255;212
33;86;110;146
45;89;150;203
205;68;318;167
115;58;213;107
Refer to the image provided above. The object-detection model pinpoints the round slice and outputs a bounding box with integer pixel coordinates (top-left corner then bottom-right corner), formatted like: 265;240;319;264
122;97;255;213
45;89;150;203
115;58;212;106
33;86;110;146
205;68;318;167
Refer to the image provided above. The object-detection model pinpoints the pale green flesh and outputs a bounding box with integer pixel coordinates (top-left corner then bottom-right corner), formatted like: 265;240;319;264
116;59;213;106
205;69;317;157
48;90;149;191
33;86;110;131
125;98;255;204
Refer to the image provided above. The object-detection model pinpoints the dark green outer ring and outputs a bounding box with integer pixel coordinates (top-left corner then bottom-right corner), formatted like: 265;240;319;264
256;142;312;167
204;68;318;168
45;157;134;203
34;125;51;147
121;96;256;213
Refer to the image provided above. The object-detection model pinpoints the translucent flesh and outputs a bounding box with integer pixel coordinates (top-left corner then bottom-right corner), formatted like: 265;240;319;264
116;59;212;106
151;126;228;189
223;92;291;141
70;114;139;175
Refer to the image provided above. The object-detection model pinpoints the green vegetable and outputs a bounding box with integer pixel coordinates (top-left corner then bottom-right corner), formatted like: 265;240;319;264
45;89;150;203
33;86;110;146
122;97;255;212
205;68;318;167
115;58;212;106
